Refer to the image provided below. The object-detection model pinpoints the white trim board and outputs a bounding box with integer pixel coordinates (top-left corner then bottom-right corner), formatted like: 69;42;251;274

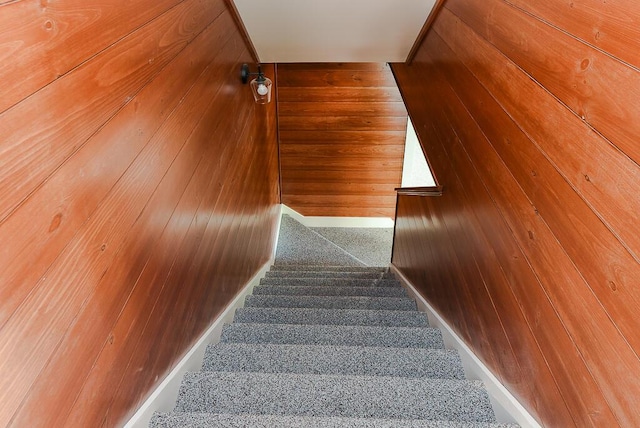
272;204;284;259
281;204;394;228
124;260;273;428
390;264;542;428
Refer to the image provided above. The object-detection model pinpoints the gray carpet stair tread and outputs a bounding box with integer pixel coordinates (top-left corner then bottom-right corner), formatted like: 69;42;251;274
202;343;465;379
252;285;407;297
271;265;388;272
265;270;384;279
175;372;496;422
244;295;418;311
151;413;519;428
220;323;444;348
266;268;397;282
233;307;429;327
260;277;401;287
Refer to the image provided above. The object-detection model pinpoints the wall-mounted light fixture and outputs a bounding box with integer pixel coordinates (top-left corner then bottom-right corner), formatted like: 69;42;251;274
241;63;273;104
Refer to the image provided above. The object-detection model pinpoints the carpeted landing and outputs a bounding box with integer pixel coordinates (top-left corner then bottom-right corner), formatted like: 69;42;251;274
274;215;393;267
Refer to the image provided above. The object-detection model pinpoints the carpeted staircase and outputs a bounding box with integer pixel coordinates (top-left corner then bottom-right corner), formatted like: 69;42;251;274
150;261;519;427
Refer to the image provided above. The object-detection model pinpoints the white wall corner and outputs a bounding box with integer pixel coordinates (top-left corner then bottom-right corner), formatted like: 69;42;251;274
281;204;394;228
123;260;273;428
390;264;542;428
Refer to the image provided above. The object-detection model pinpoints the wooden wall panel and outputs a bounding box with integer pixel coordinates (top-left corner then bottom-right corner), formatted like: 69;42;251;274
0;0;221;224
277;63;407;218
0;0;184;114
391;0;640;426
0;1;280;426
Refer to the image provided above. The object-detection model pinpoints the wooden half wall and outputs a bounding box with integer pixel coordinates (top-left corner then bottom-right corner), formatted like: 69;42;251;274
0;0;279;426
391;0;640;426
277;63;407;218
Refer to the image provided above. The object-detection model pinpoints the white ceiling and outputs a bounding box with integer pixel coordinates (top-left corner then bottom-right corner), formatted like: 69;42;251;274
233;0;437;63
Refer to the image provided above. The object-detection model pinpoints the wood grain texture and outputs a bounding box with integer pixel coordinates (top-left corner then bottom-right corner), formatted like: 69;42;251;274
395;49;619;426
278;87;404;103
503;0;640;71
0;0;226;224
433;6;640;398
279;130;407;144
280;143;406;157
391;0;640;425
278;115;408;132
278;70;398;87
0;1;279;426
279;102;408;117
280;169;404;183
446;0;640;243
277;63;407;218
0;0;184;114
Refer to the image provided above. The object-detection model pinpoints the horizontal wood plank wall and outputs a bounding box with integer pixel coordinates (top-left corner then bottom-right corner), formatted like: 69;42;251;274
391;0;640;426
0;1;280;426
277;63;407;218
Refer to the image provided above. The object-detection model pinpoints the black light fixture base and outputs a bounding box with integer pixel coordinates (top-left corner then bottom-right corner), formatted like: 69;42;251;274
240;63;250;84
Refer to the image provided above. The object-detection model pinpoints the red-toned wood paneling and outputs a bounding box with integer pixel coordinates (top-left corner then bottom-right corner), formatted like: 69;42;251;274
0;0;184;114
391;0;640;426
0;1;280;426
277;63;407;218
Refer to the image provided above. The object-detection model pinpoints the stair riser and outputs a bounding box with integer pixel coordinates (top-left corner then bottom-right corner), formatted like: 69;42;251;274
270;265;388;273
265;271;383;279
244;295;418;311
220;324;445;349
233;307;429;327
260;278;401;287
252;285;407;298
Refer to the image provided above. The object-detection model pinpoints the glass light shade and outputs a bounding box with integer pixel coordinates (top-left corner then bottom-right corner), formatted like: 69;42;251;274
250;76;272;104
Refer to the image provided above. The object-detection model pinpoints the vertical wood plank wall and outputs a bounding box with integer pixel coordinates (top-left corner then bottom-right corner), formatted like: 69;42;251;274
0;1;280;426
391;0;640;426
277;63;407;218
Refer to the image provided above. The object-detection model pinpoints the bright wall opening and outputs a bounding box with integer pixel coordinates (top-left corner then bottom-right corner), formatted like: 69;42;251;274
401;117;436;187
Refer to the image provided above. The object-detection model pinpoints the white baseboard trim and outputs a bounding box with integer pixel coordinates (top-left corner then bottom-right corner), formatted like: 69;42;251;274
390;264;542;428
124;260;273;428
281;204;394;228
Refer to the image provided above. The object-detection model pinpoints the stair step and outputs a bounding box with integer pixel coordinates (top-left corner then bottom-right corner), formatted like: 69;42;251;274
265;270;397;280
203;343;465;379
252;285;407;298
271;265;388;273
233;307;428;327
244;294;418;311
265;270;383;279
152;412;519;428
220;323;444;348
260;277;401;287
174;372;496;422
